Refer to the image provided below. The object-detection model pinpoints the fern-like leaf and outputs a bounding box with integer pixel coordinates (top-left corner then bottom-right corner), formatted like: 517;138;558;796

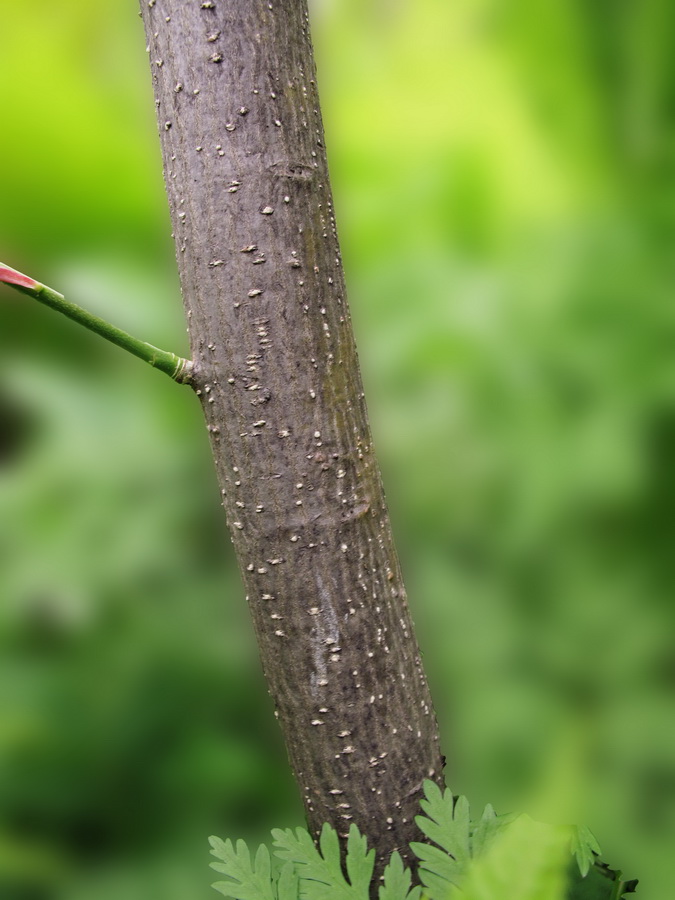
461;815;571;900
209;784;636;900
570;825;602;878
416;781;471;866
379;851;421;900
471;803;519;859
566;858;638;899
410;780;471;897
470;802;497;859
345;823;376;896
409;842;463;898
276;862;300;900
272;822;373;900
209;837;276;900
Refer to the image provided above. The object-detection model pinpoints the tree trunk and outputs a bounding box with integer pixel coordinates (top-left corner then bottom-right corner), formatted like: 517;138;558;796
139;0;444;868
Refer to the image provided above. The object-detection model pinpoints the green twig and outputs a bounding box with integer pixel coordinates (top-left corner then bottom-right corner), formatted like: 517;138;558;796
0;262;193;383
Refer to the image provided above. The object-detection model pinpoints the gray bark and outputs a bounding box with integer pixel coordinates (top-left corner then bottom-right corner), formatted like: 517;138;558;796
139;0;444;868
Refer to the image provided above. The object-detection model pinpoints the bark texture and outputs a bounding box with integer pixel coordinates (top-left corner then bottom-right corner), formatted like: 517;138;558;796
140;0;444;867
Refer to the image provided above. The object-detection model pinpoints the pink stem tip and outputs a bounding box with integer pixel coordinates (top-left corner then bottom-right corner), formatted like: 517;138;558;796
0;264;40;292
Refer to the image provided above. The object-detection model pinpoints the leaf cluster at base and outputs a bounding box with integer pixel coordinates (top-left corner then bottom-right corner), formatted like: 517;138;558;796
209;781;637;900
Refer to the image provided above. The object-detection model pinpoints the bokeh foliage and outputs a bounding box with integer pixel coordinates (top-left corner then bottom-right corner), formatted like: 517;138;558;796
1;0;674;897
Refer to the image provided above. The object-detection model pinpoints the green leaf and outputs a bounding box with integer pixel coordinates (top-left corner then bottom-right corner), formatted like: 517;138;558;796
408;842;463;898
379;851;421;900
461;815;570;900
416;781;471;867
345;823;376;896
209;837;276;900
470;804;518;858
272;822;372;900
565;859;638;899
276;862;301;900
570;825;602;878
411;781;471;898
209;790;636;900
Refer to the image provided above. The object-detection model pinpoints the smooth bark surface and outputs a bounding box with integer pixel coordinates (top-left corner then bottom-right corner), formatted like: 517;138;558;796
140;0;443;867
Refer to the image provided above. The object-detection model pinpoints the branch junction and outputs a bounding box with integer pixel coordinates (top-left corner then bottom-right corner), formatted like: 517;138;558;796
0;263;192;383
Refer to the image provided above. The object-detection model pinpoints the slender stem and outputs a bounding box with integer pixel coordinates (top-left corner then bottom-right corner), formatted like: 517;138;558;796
0;262;193;383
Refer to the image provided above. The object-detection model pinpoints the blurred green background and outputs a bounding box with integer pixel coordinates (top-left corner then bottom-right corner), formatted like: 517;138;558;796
1;0;674;897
